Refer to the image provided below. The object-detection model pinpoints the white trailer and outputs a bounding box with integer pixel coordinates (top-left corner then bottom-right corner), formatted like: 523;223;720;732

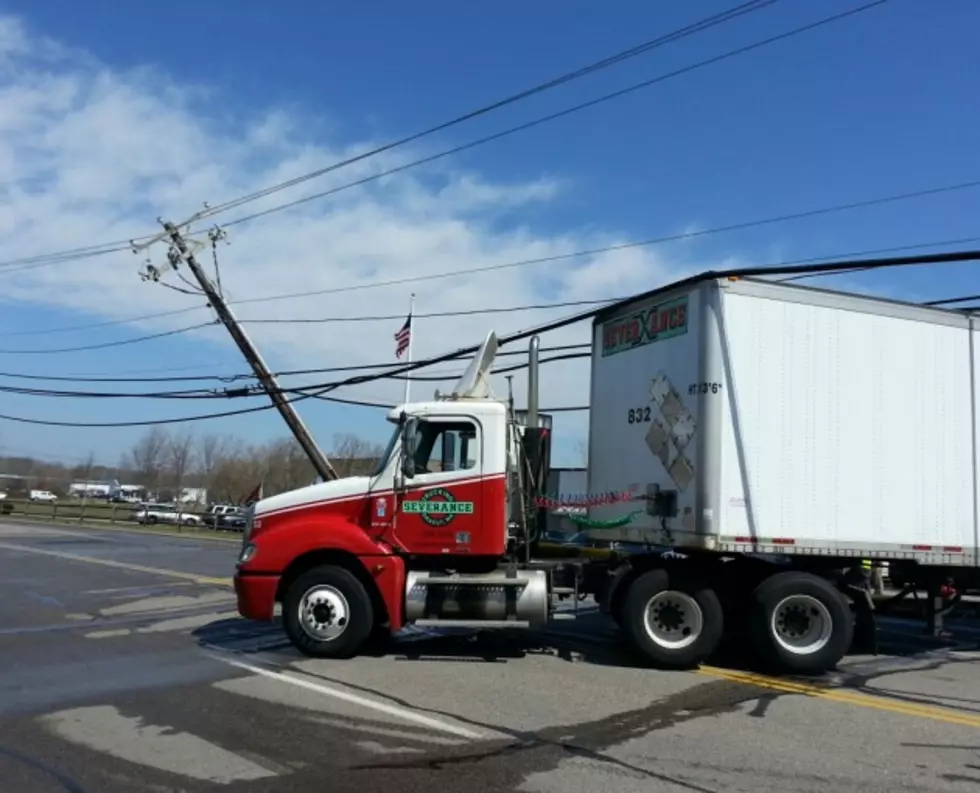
588;276;979;567
581;276;979;670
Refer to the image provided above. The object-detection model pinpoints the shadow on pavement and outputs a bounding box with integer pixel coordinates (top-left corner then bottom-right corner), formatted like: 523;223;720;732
193;602;980;681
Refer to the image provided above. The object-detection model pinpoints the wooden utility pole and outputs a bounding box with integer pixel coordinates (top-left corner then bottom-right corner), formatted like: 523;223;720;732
157;221;338;482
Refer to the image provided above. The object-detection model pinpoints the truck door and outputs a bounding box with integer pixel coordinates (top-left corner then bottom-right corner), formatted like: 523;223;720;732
396;416;487;555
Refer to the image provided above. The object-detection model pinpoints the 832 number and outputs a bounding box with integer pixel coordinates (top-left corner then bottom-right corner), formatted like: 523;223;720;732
627;406;651;424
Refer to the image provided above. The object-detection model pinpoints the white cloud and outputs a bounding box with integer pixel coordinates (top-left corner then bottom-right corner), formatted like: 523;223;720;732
0;14;698;460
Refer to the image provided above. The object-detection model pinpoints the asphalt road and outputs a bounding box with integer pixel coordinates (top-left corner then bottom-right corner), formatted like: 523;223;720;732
2;521;980;793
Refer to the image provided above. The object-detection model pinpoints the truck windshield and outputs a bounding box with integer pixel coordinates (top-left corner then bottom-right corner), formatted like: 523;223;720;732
372;424;402;477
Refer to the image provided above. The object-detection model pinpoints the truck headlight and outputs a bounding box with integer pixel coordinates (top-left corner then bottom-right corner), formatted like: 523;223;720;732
238;543;257;565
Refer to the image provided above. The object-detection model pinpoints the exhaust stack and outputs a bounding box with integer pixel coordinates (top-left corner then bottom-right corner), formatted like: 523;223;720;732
527;336;539;429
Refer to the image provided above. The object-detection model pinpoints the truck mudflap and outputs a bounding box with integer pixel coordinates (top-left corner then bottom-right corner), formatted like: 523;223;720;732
235;572;280;621
594;549;688;617
595;561;632;616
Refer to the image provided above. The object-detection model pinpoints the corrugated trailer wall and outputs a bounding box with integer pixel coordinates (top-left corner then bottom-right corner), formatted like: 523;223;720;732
713;279;980;567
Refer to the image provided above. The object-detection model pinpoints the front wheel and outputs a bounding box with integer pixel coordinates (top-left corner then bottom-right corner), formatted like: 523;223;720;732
747;571;853;675
622;568;724;669
282;565;375;659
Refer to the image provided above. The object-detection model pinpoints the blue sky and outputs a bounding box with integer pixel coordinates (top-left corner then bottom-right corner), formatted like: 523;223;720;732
0;0;978;469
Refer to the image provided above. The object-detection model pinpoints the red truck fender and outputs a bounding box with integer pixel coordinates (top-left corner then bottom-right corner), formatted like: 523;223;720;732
242;517;407;632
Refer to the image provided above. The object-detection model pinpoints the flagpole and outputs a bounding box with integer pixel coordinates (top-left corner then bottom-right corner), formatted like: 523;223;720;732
403;293;415;405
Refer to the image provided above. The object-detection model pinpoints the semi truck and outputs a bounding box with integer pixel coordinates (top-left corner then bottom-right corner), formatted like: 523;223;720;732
233;275;980;675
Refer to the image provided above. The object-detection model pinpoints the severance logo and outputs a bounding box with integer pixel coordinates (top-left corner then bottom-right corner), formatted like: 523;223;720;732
402;487;474;526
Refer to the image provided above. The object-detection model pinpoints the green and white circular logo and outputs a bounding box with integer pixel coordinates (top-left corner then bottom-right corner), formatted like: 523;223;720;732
402;487;474;526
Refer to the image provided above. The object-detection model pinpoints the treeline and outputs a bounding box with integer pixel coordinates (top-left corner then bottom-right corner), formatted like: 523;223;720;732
0;429;385;503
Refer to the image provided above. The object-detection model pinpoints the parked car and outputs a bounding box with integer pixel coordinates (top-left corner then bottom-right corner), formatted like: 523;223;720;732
132;503;202;526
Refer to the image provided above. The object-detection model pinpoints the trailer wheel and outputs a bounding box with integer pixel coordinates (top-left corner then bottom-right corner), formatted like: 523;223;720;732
283;565;375;659
622;569;724;669
748;571;853;675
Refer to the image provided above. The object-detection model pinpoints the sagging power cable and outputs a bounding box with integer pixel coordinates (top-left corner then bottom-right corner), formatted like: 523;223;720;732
1;245;979;428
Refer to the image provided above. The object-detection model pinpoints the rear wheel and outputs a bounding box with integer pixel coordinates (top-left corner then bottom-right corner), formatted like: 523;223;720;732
747;571;853;675
283;565;375;659
622;568;724;669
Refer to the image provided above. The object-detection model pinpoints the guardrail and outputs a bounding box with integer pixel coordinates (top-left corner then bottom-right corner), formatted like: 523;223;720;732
0;499;241;532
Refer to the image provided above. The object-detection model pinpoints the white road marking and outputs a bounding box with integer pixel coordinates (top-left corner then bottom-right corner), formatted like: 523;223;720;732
42;705;277;784
85;629;132;639
0;540;231;586
215;655;486;741
0;524;83;538
308;715;468;746
99;592;234;617
354;740;424;755
84;582;198;594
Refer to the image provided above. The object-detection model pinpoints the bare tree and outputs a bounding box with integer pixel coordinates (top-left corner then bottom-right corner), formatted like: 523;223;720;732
77;451;96;502
167;430;197;512
124;427;170;495
261;439;316;493
197;434;232;492
330;433;384;478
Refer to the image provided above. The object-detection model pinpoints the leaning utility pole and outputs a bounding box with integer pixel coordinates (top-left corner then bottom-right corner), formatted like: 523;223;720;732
148;220;338;482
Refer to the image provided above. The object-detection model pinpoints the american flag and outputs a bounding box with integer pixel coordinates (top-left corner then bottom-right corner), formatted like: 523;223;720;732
394;312;412;359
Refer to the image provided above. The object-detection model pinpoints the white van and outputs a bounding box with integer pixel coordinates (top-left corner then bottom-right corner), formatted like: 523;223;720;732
29;490;57;502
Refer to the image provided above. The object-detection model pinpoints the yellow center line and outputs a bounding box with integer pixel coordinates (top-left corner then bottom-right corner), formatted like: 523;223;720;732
699;665;980;728
0;541;233;587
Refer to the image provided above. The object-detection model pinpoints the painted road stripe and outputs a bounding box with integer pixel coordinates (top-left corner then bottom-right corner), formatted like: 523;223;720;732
214;655;487;740
699;666;980;728
0;517;241;544
0;541;232;587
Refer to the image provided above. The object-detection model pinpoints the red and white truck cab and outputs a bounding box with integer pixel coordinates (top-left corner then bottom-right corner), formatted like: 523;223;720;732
234;334;553;658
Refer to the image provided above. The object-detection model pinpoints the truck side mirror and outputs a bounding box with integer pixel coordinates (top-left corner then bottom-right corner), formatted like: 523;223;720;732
401;417;419;479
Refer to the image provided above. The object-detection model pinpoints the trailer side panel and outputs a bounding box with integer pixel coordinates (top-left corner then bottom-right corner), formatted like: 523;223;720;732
587;285;707;546
715;278;976;565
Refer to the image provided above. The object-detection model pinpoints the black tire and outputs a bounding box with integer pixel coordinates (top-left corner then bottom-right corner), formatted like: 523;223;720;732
747;571;853;675
282;565;375;659
622;568;724;669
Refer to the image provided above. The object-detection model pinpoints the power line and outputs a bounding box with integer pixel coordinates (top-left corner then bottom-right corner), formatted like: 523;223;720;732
183;177;980;309
0;322;216;355
216;1;890;232
0;352;593;401
3;224;978;363
4;244;980;428
0;299;604;357
0;305;211;338
0;343;591;384
774;235;980;283
199;0;781;220
0;1;779;275
6;177;977;340
237;300;615;325
0;0;882;277
921;293;980;307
